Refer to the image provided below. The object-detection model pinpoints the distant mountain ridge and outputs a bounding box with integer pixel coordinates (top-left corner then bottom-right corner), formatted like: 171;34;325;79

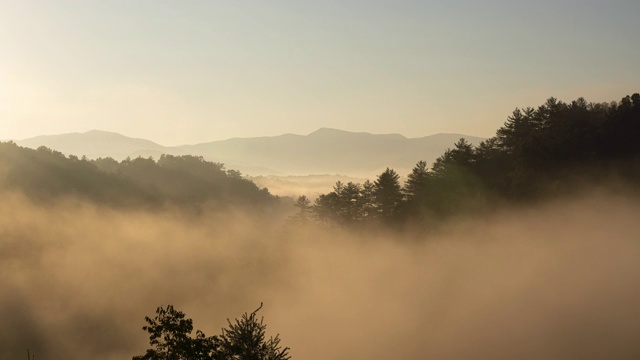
17;130;171;160
15;128;485;177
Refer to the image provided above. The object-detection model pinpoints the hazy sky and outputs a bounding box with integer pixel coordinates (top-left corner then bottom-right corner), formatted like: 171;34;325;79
1;1;639;145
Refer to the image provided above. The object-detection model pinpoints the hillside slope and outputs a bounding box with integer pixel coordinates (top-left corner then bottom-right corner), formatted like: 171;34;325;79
17;128;484;176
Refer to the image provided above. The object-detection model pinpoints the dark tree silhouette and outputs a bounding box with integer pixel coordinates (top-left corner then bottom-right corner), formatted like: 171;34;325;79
358;180;377;220
133;304;290;360
403;161;429;200
312;181;364;225
401;160;431;217
427;138;485;214
313;191;340;225
218;304;290;360
373;168;402;220
133;305;218;360
289;195;312;224
335;181;363;224
304;93;640;226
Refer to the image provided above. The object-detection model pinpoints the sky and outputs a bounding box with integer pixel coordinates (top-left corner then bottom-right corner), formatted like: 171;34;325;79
1;0;639;146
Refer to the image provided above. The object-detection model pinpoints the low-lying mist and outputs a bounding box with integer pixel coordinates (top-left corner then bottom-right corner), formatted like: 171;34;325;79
1;189;639;359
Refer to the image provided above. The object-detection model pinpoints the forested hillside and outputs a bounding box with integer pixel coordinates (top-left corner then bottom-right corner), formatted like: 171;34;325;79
305;94;640;226
0;143;276;210
3;93;639;224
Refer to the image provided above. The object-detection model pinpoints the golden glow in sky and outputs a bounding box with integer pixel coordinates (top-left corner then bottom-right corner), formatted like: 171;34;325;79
1;1;639;145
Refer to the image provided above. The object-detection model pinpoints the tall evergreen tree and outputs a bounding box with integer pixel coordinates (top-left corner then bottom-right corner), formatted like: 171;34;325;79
403;160;430;202
374;168;402;219
218;304;290;360
359;180;377;221
336;182;363;224
313;192;340;225
290;195;312;224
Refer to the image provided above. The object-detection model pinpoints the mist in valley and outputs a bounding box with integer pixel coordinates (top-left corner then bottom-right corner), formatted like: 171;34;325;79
251;174;368;199
3;0;639;357
2;187;639;360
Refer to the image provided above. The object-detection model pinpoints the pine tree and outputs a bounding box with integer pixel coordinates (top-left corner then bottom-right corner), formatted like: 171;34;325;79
374;168;402;219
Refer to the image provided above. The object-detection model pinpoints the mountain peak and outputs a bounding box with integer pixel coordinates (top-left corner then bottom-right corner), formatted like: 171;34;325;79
85;129;117;135
308;128;352;136
83;129;128;138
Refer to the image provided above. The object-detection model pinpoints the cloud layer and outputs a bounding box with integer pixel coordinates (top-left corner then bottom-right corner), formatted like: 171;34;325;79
1;190;639;359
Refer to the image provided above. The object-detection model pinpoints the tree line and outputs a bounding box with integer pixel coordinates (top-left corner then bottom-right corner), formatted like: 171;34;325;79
296;93;640;226
2;93;638;222
0;143;277;211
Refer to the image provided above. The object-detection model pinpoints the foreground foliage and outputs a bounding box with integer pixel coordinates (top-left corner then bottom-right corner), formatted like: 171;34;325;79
133;304;290;360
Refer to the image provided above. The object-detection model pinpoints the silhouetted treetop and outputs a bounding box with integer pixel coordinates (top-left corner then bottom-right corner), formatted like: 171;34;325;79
133;304;290;360
306;93;640;227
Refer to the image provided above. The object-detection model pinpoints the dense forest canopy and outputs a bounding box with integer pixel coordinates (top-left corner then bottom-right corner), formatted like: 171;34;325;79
0;144;276;211
304;94;640;226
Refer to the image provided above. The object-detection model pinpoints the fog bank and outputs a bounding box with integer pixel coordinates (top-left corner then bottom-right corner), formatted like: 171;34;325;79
1;190;639;359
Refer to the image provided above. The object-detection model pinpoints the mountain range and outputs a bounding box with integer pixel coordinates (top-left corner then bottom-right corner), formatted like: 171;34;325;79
15;128;485;177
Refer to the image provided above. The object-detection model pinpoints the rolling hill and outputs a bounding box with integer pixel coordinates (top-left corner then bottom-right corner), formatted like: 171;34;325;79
16;128;485;177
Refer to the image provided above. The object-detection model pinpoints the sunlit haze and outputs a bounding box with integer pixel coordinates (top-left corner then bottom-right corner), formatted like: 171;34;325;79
1;3;640;359
2;1;639;145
